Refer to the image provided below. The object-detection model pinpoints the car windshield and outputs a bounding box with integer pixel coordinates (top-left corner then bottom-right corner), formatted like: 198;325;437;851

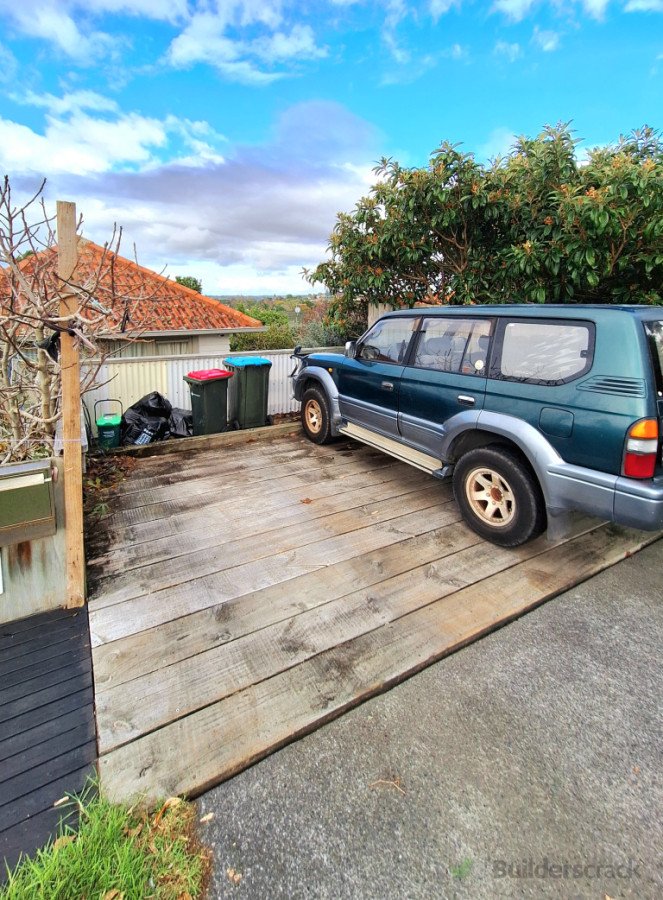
644;321;663;397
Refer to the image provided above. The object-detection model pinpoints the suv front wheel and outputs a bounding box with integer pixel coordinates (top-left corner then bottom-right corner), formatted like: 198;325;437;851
301;386;334;445
453;446;546;547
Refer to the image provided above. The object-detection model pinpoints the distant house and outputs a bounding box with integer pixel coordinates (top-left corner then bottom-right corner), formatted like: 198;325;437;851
3;239;264;358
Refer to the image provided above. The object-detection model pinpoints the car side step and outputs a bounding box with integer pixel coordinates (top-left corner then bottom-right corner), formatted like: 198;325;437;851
339;422;445;475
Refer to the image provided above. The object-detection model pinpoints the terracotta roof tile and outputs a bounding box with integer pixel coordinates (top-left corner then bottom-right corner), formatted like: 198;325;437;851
1;239;263;334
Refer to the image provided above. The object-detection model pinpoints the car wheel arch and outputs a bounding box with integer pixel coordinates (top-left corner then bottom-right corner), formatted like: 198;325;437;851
445;418;561;509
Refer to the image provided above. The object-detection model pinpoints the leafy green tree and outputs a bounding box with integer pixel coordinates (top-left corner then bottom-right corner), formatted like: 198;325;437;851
230;322;296;351
307;124;662;324
175;275;202;293
235;301;289;327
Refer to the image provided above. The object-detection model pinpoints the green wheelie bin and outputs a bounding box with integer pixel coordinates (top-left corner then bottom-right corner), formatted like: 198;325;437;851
223;356;272;429
183;368;233;435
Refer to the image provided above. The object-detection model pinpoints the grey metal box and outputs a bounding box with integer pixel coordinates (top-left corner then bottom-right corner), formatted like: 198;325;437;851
0;460;56;547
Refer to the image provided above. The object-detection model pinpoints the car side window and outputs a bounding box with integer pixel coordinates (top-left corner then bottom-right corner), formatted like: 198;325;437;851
358;318;417;364
495;320;593;384
414;318;492;374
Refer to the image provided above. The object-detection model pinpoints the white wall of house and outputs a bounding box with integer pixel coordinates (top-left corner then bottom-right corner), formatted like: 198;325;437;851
195;334;231;355
102;334;232;358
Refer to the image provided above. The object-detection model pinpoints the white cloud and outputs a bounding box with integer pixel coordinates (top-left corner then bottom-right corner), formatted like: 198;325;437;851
251;25;327;63
0;42;19;83
447;42;467;58
0;0;182;61
492;0;537;22
0;0;297;74
381;0;410;63
430;0;460;20
19;89;120;116
4;100;378;293
494;40;522;62
165;4;324;83
477;126;516;161
14;6;108;61
581;0;609;17
491;0;663;21
625;0;663;10
533;26;560;50
0;112;167;175
0;90;230;175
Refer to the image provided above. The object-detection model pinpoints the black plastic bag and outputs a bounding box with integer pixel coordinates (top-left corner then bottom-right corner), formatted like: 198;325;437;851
132;391;172;419
169;408;193;438
121;392;172;445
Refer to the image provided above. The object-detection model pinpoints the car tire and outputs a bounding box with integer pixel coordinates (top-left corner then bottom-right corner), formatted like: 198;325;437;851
453;446;546;547
301;386;334;445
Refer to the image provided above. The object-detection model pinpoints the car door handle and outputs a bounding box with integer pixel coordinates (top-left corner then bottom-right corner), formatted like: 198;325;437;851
381;381;394;391
457;394;475;406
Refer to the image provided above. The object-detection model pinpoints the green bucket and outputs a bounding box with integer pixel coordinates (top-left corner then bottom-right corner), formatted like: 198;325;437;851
95;400;123;450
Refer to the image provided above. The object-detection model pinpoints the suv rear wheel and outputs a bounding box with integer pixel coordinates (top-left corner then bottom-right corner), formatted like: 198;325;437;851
301;386;333;445
453;446;546;547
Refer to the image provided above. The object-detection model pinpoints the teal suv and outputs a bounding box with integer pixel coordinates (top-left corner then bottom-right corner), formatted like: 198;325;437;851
291;305;663;547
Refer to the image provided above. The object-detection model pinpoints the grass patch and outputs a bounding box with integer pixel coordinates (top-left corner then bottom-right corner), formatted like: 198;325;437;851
449;856;474;880
1;782;210;899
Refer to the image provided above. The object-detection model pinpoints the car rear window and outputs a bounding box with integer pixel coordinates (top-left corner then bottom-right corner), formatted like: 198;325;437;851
644;321;663;396
494;320;594;384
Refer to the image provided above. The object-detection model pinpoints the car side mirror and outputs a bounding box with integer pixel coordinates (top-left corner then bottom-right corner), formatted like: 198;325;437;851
345;340;357;358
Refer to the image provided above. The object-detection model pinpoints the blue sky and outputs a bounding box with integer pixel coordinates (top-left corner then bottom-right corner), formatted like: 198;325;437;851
0;1;661;294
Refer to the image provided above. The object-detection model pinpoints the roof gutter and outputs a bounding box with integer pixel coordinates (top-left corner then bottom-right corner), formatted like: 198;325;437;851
97;327;266;339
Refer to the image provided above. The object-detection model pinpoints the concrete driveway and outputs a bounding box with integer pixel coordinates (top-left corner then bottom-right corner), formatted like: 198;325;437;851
198;537;662;899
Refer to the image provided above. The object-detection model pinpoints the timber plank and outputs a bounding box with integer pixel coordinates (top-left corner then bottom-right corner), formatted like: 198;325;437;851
1;722;96;785
0;654;91;709
109;438;359;497
90;479;448;583
109;443;389;512
0;607;76;643
90;485;452;609
91;459;429;555
89;503;463;645
0;630;90;680
95;518;598;752
0;764;95;835
0;804;78;875
0;614;88;663
87;468;431;570
97;524;658;805
92;519;484;687
109;445;336;500
0;686;94;745
99;454;400;530
1;740;97;809
0;671;93;725
2;641;89;691
0;706;95;763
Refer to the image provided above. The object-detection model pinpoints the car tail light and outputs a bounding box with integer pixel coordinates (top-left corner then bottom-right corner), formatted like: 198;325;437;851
623;419;659;479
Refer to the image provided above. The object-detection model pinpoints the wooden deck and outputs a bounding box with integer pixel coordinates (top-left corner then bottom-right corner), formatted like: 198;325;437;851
86;431;660;805
0;607;96;876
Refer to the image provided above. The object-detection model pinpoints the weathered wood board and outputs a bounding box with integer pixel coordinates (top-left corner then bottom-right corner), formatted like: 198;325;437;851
88;433;661;805
0;607;96;877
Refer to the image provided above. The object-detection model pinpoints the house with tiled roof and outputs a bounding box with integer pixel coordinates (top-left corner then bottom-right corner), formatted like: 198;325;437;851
3;239;264;358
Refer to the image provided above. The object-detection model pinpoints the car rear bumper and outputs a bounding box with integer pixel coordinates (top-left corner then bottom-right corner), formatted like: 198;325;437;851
546;463;663;531
613;475;663;531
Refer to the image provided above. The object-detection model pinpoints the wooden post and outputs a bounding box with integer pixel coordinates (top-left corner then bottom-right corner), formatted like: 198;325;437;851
57;201;85;607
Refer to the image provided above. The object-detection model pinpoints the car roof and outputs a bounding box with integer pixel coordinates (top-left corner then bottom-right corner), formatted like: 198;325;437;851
383;304;663;321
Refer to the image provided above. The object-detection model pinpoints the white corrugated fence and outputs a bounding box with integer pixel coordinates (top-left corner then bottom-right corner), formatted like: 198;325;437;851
81;347;341;428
